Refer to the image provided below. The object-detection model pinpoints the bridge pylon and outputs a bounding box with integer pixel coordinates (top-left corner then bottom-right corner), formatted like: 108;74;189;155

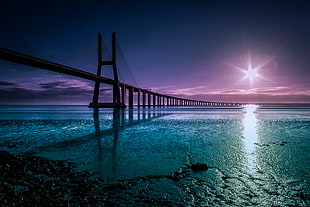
89;32;125;108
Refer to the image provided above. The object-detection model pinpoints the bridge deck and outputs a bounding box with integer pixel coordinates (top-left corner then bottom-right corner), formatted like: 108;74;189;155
0;47;242;107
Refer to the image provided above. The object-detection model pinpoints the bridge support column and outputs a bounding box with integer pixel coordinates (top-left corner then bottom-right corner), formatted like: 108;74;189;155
153;93;156;107
137;90;140;107
89;32;125;108
148;92;151;107
90;33;102;106
121;85;126;105
142;92;146;107
128;87;134;108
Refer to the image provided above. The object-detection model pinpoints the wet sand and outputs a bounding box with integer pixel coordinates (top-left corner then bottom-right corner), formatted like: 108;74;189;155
0;150;210;206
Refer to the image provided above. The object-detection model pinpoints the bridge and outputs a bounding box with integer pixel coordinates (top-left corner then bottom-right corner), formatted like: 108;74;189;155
0;32;242;108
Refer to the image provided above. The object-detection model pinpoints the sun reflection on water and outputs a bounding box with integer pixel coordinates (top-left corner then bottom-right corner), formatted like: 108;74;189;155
243;104;258;172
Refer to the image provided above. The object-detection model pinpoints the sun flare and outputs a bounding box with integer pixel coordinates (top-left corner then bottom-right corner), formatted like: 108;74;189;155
244;68;257;81
228;50;272;85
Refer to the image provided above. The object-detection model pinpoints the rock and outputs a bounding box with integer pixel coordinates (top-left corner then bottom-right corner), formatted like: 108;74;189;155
171;172;182;181
8;143;17;148
190;163;208;171
23;151;37;155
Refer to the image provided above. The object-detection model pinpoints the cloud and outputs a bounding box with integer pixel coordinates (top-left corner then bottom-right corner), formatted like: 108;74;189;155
1;78;309;104
39;81;70;89
155;85;310;103
0;79;114;105
216;87;310;96
157;86;208;96
0;80;21;87
39;79;93;90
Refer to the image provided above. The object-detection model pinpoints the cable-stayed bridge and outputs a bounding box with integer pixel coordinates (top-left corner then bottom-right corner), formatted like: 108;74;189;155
0;32;242;108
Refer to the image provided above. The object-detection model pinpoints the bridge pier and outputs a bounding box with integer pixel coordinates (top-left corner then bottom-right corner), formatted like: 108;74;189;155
148;92;151;107
137;90;141;107
153;93;156;107
142;92;146;107
89;32;125;108
128;87;134;108
121;85;126;105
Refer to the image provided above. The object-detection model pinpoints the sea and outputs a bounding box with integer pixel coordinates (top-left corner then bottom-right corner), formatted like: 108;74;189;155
0;104;309;206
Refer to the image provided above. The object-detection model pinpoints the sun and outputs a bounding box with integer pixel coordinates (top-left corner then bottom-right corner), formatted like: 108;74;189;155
228;50;270;84
244;67;257;81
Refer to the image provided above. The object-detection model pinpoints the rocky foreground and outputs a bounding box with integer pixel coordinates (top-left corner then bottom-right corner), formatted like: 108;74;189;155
0;150;112;206
0;150;209;206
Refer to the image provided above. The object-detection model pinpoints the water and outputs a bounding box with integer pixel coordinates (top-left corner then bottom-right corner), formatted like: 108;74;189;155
0;104;309;206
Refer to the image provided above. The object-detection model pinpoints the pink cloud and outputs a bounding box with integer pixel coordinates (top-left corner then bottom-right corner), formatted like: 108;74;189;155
153;85;310;103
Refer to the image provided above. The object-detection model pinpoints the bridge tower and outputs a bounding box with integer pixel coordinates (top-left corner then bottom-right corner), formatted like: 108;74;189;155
89;32;125;108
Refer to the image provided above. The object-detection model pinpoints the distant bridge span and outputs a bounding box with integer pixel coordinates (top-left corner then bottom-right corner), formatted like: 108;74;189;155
0;33;242;108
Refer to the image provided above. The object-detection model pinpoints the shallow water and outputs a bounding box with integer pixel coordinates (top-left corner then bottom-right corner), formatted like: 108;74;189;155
0;104;309;206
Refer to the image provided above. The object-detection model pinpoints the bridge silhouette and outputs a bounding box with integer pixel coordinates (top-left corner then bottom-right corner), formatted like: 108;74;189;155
0;32;242;108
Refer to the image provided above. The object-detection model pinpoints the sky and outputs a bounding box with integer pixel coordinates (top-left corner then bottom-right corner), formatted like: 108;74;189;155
0;0;309;104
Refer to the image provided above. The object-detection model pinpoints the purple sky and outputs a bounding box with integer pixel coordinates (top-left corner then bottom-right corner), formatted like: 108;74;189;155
0;0;309;104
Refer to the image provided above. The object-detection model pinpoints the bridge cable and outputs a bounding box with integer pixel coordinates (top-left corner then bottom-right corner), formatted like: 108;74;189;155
115;40;138;87
0;22;43;58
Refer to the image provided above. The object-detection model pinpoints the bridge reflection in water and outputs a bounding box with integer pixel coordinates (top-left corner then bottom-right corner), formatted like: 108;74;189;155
37;108;169;179
93;108;170;180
